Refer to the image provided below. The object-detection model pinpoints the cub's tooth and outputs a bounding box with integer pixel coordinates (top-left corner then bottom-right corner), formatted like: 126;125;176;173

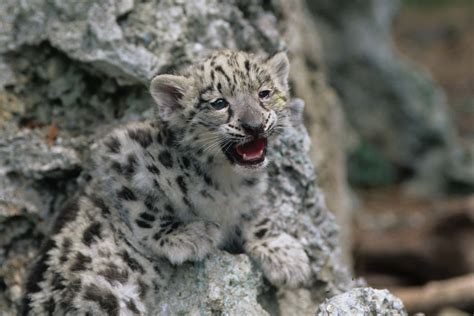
243;153;249;160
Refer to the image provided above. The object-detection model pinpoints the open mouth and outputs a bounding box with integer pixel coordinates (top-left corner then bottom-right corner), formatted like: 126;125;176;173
224;138;267;166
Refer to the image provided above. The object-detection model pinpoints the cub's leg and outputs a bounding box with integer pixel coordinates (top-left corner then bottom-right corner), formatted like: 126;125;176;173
241;216;311;288
149;218;223;264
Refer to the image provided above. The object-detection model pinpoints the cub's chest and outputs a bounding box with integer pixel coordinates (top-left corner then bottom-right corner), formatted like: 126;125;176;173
188;175;267;229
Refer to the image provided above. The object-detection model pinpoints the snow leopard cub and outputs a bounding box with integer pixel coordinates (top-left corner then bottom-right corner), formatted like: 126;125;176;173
23;50;311;315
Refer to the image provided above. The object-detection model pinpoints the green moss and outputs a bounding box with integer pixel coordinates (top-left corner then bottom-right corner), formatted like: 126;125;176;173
347;140;396;187
403;0;473;8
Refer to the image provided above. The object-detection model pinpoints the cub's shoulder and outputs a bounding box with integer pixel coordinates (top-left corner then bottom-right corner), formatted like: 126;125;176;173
100;122;158;155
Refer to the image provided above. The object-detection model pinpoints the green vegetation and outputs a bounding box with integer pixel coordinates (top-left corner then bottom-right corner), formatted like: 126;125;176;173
347;140;396;188
403;0;473;8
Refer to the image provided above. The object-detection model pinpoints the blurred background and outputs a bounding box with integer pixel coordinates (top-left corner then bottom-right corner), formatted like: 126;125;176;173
0;0;473;314
348;1;474;314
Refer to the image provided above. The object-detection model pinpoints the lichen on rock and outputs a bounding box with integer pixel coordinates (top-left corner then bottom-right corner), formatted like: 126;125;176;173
316;288;407;316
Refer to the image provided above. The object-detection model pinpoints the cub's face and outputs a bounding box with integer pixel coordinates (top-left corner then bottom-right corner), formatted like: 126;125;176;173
150;50;290;172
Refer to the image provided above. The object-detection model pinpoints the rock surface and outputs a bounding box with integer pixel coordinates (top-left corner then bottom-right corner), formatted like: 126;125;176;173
0;0;404;315
316;288;407;316
280;0;353;268
154;252;267;316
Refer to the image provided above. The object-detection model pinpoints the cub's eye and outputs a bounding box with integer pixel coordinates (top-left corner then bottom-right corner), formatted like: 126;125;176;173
258;90;271;99
210;98;229;110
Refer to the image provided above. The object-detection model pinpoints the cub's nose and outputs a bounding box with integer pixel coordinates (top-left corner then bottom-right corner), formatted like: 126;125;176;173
241;123;264;138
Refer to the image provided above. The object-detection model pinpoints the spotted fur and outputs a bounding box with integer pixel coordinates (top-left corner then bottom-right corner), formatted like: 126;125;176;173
23;50;311;315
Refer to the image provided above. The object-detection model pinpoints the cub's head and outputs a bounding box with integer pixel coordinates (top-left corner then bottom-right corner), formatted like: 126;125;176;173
150;50;290;172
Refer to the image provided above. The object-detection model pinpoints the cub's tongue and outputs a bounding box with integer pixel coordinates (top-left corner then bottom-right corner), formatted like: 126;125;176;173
236;139;265;161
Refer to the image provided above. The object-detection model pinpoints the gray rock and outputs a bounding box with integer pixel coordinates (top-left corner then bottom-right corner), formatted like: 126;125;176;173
316;287;407;316
0;124;85;313
154;252;267;316
0;56;14;88
0;125;81;180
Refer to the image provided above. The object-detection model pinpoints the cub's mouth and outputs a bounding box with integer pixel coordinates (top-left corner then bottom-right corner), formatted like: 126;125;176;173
224;138;267;166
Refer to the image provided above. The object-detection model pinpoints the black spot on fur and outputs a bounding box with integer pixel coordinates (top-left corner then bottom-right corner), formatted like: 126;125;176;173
152;232;162;242
165;129;176;147
82;222;102;246
257;218;270;227
255;228;268;239
158;151;173;168
124;153;138;177
137;279;148;300
51;273;66;291
51;198;80;234
44;297;56;315
70;252;92;272
167;222;180;233
244;178;259;186
128;128;152;148
59;238;72;262
135;219;153;229
188;110;197;120
90;196;110;216
120;251;145;274
58;286;77;313
156;131;163;145
176;176;187;195
182;157;190;169
199;85;214;98
139;212;156;222
158;215;174;226
245;60;250;72
126;299;140;315
165;204;175;214
193;162;203;176
117;186;137;201
144;195;155;210
24;239;56;294
203;174;212;186
182;196;191;207
111;161;122;174
21;239;56;315
227;106;233;123
98;264;129;284
153;179;162;192
153;219;181;240
83;284;119;316
200;190;215;201
195;97;207;109
147;164;160;175
105;136;121;153
215;65;231;84
259;100;268;110
70;279;82;292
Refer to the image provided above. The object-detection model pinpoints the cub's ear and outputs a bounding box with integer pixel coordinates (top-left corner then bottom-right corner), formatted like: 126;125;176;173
265;51;290;91
150;74;190;121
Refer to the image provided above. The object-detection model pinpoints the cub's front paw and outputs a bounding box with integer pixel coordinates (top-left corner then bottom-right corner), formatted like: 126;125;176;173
246;233;311;288
159;221;223;265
